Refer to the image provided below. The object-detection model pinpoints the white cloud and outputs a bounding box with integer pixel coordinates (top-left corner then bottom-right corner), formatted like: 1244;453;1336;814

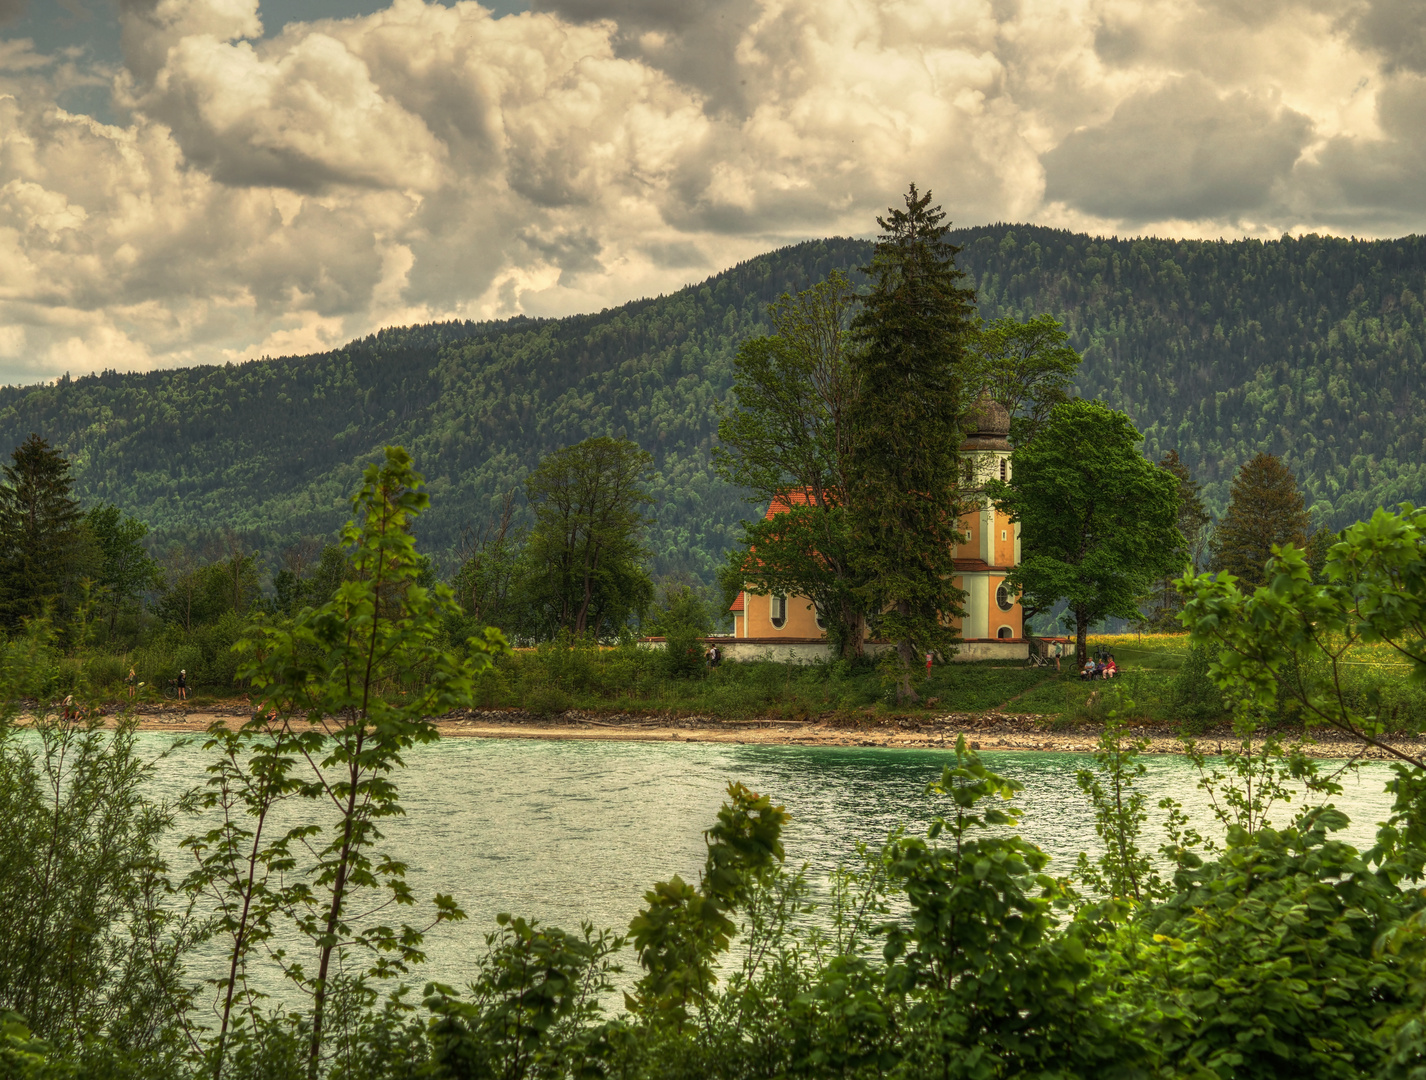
0;0;1420;382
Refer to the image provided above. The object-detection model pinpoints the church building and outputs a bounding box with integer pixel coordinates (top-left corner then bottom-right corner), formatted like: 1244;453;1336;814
727;397;1025;660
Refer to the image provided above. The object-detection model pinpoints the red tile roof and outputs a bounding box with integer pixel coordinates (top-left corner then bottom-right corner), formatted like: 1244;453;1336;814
728;591;745;612
764;489;816;519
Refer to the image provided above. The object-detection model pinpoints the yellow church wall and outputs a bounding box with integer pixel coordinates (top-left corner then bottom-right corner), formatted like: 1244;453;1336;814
988;572;1023;639
748;590;822;638
958;506;982;557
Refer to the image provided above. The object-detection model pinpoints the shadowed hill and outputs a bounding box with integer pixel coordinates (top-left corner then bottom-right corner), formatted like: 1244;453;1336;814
2;226;1423;580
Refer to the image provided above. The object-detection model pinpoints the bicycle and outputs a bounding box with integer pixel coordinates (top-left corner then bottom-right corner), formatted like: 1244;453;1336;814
1025;651;1051;669
162;679;181;700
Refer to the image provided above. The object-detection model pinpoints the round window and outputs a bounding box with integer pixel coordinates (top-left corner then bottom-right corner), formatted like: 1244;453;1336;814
996;584;1015;611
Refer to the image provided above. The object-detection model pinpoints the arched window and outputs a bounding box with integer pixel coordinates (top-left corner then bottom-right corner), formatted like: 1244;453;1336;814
770;595;787;629
814;606;825;630
999;458;1008;482
997;625;1014;639
996;584;1015;611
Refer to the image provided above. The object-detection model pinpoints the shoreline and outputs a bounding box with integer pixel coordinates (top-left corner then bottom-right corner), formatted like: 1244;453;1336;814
59;703;1426;761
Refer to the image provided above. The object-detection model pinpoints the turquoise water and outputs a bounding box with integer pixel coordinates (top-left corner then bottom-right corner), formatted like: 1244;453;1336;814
134;734;1398;994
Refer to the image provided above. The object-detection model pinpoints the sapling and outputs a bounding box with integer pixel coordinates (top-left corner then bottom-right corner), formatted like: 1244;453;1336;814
183;447;508;1080
1074;704;1164;902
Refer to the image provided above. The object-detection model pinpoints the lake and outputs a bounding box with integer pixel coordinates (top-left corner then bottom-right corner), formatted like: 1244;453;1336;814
134;733;1398;995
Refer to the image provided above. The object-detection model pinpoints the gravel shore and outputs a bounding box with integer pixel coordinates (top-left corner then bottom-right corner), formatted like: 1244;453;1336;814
94;702;1426;761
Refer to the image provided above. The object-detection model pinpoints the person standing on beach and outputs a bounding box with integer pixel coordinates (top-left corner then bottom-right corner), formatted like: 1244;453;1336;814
177;669;187;701
127;666;137;698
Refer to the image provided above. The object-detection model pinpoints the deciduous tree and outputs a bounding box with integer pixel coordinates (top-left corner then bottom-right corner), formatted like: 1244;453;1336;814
991;400;1183;658
715;273;866;658
845;185;976;698
200;446;507;1080
964;313;1081;446
82;504;160;638
1137;449;1211;630
521;437;654;638
452;490;524;631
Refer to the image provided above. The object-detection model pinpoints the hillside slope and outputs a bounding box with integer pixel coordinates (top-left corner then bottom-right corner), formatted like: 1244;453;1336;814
1;226;1422;580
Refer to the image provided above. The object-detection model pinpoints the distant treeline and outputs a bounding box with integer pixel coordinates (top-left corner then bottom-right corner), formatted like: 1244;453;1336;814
1;226;1423;580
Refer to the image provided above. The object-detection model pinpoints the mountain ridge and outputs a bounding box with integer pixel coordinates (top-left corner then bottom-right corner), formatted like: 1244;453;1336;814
2;225;1423;581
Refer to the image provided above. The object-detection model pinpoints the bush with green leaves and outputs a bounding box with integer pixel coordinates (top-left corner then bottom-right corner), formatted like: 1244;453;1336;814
13;460;1426;1080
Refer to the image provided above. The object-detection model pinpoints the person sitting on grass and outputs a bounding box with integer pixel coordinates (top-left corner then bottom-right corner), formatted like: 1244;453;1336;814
1081;659;1097;680
1104;655;1118;678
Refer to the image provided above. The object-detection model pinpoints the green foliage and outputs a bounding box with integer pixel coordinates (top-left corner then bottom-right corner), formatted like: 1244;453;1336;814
627;783;788;1025
1170;643;1226;726
1074;714;1164;902
1212;452;1312;589
1137;449;1212;631
646;583;715;679
451;494;523;633
992;399;1185;658
517;437;655;639
0;707;193;1060
846;187;975;696
715;272;866;659
272;543;349;617
185;446;508;1079
425;915;623;1080
964;312;1080;446
1136;808;1415;1079
10;455;1426;1080
714;271;855;508
82;504;160;643
884;737;1148;1079
1178;502;1426;757
0;435;86;629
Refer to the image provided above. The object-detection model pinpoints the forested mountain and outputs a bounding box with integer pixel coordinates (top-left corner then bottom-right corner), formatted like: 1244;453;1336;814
1;226;1423;581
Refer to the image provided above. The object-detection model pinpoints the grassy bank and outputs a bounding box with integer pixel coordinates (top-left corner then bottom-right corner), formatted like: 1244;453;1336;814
463;633;1212;727
44;631;1426;735
464;631;1426;733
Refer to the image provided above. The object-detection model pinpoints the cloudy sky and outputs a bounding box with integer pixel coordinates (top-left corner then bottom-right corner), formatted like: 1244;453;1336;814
0;0;1422;383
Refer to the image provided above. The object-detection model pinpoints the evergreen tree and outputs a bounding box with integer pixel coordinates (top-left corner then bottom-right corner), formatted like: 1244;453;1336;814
846;185;977;699
1137;450;1211;630
0;435;85;628
1213;452;1311;588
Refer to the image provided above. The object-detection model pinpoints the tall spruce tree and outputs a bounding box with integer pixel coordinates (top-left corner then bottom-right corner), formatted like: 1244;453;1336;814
0;434;85;628
1213;452;1311;589
846;185;977;700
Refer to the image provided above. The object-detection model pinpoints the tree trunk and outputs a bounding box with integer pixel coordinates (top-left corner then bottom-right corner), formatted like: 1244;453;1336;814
894;617;920;703
575;571;594;636
1075;608;1089;662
